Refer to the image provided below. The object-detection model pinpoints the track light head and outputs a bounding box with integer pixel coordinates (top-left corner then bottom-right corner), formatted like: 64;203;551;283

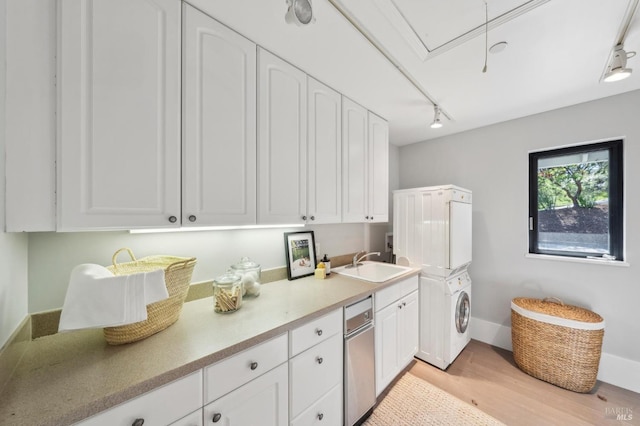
430;105;443;129
285;0;315;26
604;44;634;83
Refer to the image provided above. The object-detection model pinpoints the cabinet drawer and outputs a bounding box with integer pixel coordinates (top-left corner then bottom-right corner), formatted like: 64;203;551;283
76;370;202;426
291;384;342;426
375;275;418;311
169;409;203;426
290;308;342;357
203;362;288;426
205;333;288;404
290;333;342;418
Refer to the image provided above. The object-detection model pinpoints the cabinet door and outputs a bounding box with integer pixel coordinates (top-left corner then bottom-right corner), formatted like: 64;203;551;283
169;409;203;426
307;77;342;224
392;191;418;263
182;5;257;226
57;0;181;230
203;362;288;426
341;97;368;223
367;112;389;223
289;333;342;418
374;302;400;396
258;48;307;224
398;290;419;368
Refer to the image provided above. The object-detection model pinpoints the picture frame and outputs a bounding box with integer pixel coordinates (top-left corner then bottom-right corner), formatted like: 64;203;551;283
284;231;317;280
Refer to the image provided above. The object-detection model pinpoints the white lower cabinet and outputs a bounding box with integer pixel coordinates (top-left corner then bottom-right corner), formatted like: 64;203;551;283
169;409;203;426
203;334;289;426
75;371;203;426
203;362;289;426
291;384;342;426
289;309;343;426
374;276;419;396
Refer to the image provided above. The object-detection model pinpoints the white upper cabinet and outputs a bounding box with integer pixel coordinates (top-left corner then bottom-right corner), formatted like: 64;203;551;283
342;98;389;223
367;111;389;223
57;0;182;230
182;5;257;226
257;48;307;225
341;97;368;223
307;77;342;224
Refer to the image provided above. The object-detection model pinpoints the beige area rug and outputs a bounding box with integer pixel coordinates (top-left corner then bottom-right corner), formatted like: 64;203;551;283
363;372;506;426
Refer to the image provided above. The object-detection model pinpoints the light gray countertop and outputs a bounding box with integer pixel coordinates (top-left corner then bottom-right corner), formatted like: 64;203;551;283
0;268;420;426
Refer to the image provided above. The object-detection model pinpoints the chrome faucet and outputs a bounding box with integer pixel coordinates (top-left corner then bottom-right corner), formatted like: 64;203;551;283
351;251;381;267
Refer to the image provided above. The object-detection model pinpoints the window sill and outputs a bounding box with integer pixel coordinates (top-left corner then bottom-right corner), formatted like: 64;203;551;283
525;253;630;267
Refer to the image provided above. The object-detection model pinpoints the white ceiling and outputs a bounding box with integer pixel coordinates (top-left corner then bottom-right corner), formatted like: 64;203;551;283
188;0;640;146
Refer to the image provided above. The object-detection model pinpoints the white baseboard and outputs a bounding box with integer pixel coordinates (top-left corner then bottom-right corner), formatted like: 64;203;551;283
470;316;640;394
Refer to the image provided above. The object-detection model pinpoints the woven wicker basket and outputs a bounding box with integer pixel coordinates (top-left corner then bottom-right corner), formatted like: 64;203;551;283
103;248;197;345
511;297;604;393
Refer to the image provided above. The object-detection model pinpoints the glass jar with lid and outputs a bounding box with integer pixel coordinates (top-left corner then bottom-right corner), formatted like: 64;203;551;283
230;257;261;298
212;271;242;313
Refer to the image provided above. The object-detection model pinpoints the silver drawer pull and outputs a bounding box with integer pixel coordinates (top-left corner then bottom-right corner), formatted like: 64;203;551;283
212;412;222;422
317;413;324;421
132;419;144;426
315;328;323;336
250;361;258;370
316;356;323;364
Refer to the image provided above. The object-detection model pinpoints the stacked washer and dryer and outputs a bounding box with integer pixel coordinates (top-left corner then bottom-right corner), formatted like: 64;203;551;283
393;185;472;370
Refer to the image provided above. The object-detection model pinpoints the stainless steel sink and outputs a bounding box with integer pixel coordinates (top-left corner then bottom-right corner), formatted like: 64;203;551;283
333;261;413;283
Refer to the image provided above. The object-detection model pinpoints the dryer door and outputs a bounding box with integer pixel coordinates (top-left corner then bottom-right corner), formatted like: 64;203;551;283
455;291;470;333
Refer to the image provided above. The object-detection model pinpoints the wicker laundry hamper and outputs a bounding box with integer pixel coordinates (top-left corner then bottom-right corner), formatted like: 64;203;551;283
511;297;605;393
103;248;197;345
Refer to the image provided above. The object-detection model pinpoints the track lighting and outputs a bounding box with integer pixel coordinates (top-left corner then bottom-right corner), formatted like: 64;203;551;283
285;0;315;26
604;44;634;82
430;105;443;129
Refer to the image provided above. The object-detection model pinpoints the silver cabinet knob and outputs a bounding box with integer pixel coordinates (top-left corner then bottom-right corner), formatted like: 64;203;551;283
250;361;258;370
402;302;406;306
188;215;196;222
316;356;323;364
168;216;177;223
365;216;370;220
212;413;222;423
132;419;144;426
317;413;324;421
302;215;307;220
310;216;315;220
315;328;323;336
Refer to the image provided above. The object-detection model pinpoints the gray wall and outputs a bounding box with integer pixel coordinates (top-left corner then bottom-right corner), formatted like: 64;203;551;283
399;89;640;366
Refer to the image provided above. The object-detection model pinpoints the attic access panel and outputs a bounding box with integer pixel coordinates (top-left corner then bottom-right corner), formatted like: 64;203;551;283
372;0;550;59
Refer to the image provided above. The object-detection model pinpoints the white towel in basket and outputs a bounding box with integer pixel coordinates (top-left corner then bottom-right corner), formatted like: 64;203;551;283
58;264;168;332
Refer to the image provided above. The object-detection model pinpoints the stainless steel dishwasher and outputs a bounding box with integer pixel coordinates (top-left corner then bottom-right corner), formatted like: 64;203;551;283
344;295;376;426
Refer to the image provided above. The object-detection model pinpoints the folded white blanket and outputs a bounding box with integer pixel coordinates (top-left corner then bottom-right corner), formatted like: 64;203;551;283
58;264;168;332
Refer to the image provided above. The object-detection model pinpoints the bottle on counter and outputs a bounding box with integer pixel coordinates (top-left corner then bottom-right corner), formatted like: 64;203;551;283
321;254;331;275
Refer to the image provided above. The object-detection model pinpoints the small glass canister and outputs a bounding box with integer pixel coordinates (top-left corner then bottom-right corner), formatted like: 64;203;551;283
213;271;242;313
230;257;261;298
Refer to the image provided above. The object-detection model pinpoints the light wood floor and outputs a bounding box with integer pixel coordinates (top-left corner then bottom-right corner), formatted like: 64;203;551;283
405;340;639;426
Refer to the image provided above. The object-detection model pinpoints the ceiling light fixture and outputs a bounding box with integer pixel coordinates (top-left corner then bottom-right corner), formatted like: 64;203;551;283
285;0;315;26
430;105;443;129
603;44;635;82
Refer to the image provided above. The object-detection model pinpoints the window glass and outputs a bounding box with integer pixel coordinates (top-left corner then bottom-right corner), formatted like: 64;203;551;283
529;140;623;260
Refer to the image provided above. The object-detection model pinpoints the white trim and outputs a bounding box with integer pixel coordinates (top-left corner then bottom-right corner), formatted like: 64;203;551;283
470;316;640;393
470;316;512;351
598;352;640;394
525;253;630;267
527;135;626;154
510;302;605;331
